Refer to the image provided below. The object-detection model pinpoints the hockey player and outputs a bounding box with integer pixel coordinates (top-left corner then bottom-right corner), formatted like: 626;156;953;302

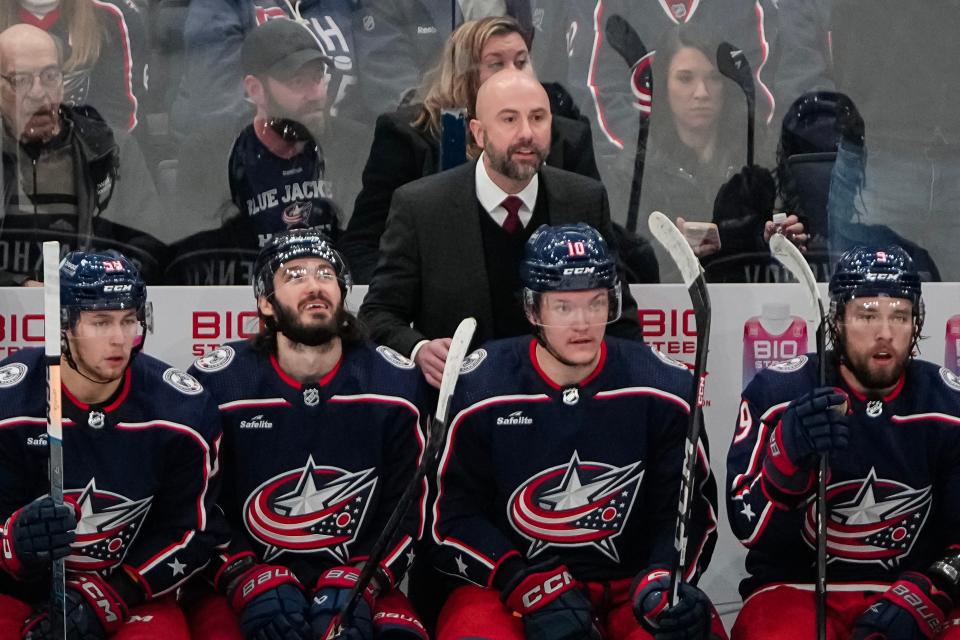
727;246;960;639
431;223;724;640
186;229;429;640
0;250;224;639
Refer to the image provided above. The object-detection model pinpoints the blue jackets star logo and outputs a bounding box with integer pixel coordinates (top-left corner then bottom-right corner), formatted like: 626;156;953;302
803;467;932;569
508;452;644;561
64;478;152;572
244;456;377;562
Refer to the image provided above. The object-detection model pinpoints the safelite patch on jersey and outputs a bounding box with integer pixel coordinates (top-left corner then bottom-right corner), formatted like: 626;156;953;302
0;362;27;387
194;345;235;372
460;349;487;374
940;367;960;391
376;345;415;370
768;355;808;373
163;368;204;395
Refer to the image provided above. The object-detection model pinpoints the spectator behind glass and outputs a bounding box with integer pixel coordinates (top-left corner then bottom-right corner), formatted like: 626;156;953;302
775;0;960;279
165;18;345;285
0;24;166;286
169;0;369;253
0;0;146;132
340;15;602;283
638;26;804;282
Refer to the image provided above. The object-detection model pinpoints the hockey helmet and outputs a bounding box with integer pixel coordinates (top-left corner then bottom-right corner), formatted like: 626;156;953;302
253;229;351;299
60;250;149;323
519;223;621;325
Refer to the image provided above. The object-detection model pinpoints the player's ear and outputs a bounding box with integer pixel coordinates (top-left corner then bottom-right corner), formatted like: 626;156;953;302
468;118;485;150
244;74;265;105
257;295;275;319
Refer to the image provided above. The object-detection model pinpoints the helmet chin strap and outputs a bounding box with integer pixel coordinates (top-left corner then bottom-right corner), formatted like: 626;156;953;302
62;334;127;386
533;327;583;369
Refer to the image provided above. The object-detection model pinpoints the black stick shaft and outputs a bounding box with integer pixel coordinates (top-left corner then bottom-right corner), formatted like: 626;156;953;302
815;322;828;640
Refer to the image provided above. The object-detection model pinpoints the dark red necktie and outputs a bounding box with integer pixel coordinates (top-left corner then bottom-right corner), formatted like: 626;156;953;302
501;196;524;235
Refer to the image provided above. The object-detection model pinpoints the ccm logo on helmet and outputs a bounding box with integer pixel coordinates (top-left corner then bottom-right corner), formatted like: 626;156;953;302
521;569;574;609
103;284;133;292
562;267;595;275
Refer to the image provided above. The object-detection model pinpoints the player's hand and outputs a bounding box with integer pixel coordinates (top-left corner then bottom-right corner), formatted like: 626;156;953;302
309;566;373;640
228;564;311;640
414;338;451;389
763;387;849;496
21;575;128;640
2;495;78;577
763;214;808;251
501;560;602;640
851;571;952;639
632;568;713;640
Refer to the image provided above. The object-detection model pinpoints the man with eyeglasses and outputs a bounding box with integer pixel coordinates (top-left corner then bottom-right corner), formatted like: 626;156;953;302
432;223;725;640
184;229;429;640
0;250;224;639
0;24;167;287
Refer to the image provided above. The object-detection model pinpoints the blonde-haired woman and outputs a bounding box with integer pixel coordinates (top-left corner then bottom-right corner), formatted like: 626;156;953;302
0;0;145;131
340;15;600;282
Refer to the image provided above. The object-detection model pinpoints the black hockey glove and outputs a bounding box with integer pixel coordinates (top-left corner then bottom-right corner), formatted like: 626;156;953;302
21;574;128;640
851;571;952;640
763;387;848;499
227;563;311;640
711;166;777;254
500;559;602;640
2;495;77;578
309;566;373;640
632;568;712;640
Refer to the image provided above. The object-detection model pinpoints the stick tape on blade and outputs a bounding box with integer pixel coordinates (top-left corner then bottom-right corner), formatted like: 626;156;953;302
648;212;702;287
435;318;477;424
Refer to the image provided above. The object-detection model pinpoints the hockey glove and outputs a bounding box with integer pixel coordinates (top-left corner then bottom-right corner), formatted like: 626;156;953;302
227;563;311;640
763;387;848;498
2;495;77;578
501;560;602;640
851;572;952;640
632;568;712;640
21;574;128;640
308;566;373;640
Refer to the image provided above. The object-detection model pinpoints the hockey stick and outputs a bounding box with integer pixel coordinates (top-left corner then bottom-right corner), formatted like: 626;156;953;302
647;212;711;606
716;42;756;168
605;14;651;233
332;317;478;637
43;241;66;640
769;234;827;640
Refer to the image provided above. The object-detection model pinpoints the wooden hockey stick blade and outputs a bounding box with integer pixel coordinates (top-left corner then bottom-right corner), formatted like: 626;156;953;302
770;234;823;321
648;211;703;287
435;317;478;427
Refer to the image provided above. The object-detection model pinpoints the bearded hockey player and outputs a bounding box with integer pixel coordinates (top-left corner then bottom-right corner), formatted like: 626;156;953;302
186;229;429;640
727;246;960;639
431;223;723;640
0;250;224;639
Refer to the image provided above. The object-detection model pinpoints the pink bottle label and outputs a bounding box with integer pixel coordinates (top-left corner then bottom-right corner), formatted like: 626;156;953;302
742;316;809;390
946;316;960;375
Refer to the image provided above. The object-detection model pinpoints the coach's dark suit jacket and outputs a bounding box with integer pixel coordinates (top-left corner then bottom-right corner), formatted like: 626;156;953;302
359;161;643;355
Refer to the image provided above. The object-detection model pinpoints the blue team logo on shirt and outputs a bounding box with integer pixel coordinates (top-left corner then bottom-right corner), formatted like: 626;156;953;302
803;467;932;569
243;456;377;562
64;478;153;572
507;452;644;562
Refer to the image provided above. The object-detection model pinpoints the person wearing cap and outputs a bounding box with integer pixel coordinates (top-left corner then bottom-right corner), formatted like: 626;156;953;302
226;17;342;246
431;223;724;640
727;246;960;638
0;250;224;639
185;229;429;640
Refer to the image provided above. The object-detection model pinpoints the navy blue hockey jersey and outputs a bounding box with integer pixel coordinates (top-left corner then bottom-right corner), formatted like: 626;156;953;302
0;349;224;600
188;340;429;589
433;336;719;587
727;354;960;597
